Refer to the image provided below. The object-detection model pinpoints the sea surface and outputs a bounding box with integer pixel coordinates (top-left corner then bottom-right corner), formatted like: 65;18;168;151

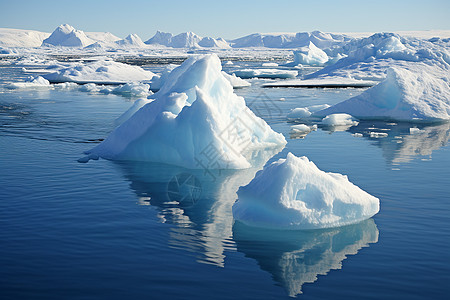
1;61;449;299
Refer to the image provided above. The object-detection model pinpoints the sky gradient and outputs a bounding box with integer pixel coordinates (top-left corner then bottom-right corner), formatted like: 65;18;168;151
1;0;449;40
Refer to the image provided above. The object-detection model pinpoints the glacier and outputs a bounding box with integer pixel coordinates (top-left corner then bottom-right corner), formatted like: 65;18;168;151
83;54;286;168
232;153;380;229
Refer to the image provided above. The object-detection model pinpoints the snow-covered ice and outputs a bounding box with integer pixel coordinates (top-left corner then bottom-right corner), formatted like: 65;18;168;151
83;54;286;167
232;153;380;229
43;59;156;84
221;71;251;88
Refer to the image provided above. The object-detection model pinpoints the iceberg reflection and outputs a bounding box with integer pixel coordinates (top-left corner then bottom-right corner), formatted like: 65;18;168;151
232;219;378;297
113;147;283;267
346;121;450;166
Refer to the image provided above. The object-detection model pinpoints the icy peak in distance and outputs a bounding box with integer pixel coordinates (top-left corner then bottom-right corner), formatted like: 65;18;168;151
232;153;380;229
115;33;146;47
42;24;94;47
83;54;286;167
145;31;230;48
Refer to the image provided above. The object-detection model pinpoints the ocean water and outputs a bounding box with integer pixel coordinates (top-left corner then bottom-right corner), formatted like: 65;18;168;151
1;62;449;299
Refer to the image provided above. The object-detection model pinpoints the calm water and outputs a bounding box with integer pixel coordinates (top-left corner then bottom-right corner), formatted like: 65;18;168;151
1;62;449;299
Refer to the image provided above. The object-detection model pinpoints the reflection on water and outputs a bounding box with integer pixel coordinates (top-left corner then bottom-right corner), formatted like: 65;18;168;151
321;121;450;167
114;148;282;267
233;219;379;297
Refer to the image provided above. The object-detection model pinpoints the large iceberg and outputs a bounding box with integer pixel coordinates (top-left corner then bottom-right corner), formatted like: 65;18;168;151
83;54;286;168
316;67;450;121
41;24;94;47
43;60;156;84
232;153;379;229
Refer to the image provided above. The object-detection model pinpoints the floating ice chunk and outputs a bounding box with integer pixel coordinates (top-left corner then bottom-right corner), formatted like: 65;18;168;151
409;127;421;134
232;153;380;229
290;124;313;133
291;42;329;66
224;61;234;65
84;54;286;168
369;132;388;138
316;67;450;121
353;133;363;137
287;108;311;120
232;69;298;79
6;76;51;89
43;60;155;84
321;113;359;126
262;62;279;67
221;71;251;88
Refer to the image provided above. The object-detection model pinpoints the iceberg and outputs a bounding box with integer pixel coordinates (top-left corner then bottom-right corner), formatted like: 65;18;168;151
321;113;359;126
83;54;286;168
115;34;146;48
43;60;156;84
232;153;380;229
41;24;94;47
287;42;329;66
316;67;450;121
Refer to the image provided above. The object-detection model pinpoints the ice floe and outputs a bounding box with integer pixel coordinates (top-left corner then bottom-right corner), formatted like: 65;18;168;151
232;153;380;229
232;69;298;79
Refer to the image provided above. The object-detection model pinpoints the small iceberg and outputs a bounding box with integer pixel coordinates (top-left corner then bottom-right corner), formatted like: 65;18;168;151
232;153;380;229
83;54;286;168
321;113;359;126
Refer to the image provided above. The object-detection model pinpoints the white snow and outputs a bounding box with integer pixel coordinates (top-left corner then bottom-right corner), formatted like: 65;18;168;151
289;42;329;66
232;153;380;229
321;114;359;126
232;69;298;79
42;24;94;47
83;54;286;167
43;60;156;84
316;67;450;122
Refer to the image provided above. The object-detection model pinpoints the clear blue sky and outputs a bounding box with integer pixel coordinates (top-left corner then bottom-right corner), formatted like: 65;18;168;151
1;0;449;39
